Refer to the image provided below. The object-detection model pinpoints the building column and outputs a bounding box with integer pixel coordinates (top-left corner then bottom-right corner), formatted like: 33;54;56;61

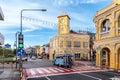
115;21;118;36
115;52;118;72
96;50;101;66
109;44;115;68
105;51;109;68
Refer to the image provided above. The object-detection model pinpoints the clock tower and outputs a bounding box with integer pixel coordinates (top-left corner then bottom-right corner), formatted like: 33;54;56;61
113;0;120;4
57;12;70;35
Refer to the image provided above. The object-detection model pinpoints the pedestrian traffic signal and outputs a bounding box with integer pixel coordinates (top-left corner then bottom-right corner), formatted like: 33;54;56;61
18;33;24;48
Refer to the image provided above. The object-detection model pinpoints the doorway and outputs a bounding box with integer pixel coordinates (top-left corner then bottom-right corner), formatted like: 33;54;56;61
101;48;110;68
118;48;120;69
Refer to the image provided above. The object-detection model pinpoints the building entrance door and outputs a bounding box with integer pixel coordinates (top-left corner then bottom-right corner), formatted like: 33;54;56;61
74;53;80;60
118;48;120;69
101;51;106;67
101;48;110;68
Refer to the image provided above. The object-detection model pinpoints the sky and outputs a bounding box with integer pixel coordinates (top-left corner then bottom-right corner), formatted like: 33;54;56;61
0;0;112;48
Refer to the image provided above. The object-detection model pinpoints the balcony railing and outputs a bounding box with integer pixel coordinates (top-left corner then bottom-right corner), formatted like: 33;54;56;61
100;31;110;37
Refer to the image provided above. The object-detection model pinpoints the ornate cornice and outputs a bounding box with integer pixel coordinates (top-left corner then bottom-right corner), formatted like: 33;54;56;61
95;36;120;43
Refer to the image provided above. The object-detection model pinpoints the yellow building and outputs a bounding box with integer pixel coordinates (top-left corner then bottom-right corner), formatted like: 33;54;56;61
36;45;43;56
94;0;120;70
49;13;91;60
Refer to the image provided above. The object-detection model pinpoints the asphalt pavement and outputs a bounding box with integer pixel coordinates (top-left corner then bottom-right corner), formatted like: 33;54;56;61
0;59;119;80
23;59;120;80
26;71;120;80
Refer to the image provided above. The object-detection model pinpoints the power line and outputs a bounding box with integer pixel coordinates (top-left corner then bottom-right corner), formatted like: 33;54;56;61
22;16;58;27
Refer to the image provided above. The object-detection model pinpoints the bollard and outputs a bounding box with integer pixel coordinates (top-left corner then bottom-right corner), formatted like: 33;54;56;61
20;72;23;80
18;60;21;72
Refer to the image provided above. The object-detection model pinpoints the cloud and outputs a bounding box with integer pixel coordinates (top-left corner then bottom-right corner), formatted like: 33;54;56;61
0;0;106;46
4;39;14;46
53;0;108;6
0;0;59;34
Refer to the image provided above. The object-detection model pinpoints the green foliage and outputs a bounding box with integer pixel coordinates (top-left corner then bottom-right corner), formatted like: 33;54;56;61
0;47;15;58
13;49;16;55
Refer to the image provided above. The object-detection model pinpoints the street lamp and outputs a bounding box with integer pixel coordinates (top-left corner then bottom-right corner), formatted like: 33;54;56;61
20;9;47;33
19;9;47;80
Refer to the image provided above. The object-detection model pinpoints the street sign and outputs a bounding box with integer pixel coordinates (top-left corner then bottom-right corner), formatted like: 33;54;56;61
17;49;25;56
96;46;101;51
5;44;11;48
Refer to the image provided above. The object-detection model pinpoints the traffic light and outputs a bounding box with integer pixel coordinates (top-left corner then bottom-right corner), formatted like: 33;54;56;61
18;33;24;48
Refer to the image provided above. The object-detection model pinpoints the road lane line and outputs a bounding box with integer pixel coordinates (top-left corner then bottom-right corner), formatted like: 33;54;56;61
45;76;51;80
80;73;102;80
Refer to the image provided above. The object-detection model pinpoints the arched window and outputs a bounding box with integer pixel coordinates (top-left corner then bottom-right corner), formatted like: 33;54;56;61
60;40;63;48
101;19;110;32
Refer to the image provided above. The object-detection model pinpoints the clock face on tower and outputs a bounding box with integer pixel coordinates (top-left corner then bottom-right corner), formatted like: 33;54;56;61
60;18;65;24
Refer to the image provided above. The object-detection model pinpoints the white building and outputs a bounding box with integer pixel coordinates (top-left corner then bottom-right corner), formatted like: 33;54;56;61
0;6;4;20
0;7;4;45
0;33;4;45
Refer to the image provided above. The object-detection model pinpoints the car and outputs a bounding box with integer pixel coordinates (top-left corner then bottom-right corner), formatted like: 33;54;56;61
22;57;28;61
31;56;36;60
38;56;42;59
13;56;27;61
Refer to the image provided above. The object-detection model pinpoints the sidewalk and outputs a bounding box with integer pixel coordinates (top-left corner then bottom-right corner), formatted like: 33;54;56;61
0;63;20;80
74;60;95;67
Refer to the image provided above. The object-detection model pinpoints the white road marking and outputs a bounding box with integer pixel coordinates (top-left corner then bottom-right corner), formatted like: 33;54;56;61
110;77;120;80
54;68;64;72
48;68;58;72
41;68;51;73
29;69;36;75
45;76;51;80
26;66;106;78
59;68;71;71
26;70;107;79
37;68;44;74
80;73;102;80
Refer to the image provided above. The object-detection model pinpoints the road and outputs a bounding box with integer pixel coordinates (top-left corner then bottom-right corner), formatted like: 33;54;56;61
22;59;120;80
26;71;120;80
23;59;53;68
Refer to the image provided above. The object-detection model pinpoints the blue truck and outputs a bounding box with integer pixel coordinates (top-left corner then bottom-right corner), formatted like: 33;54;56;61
53;53;73;68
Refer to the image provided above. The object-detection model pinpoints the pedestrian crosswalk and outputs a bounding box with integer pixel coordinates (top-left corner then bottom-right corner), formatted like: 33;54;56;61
25;66;105;78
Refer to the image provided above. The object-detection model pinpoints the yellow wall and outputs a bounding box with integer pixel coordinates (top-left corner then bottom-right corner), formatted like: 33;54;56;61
113;0;120;4
58;13;70;35
36;46;43;56
49;13;90;60
94;1;120;69
50;34;90;60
